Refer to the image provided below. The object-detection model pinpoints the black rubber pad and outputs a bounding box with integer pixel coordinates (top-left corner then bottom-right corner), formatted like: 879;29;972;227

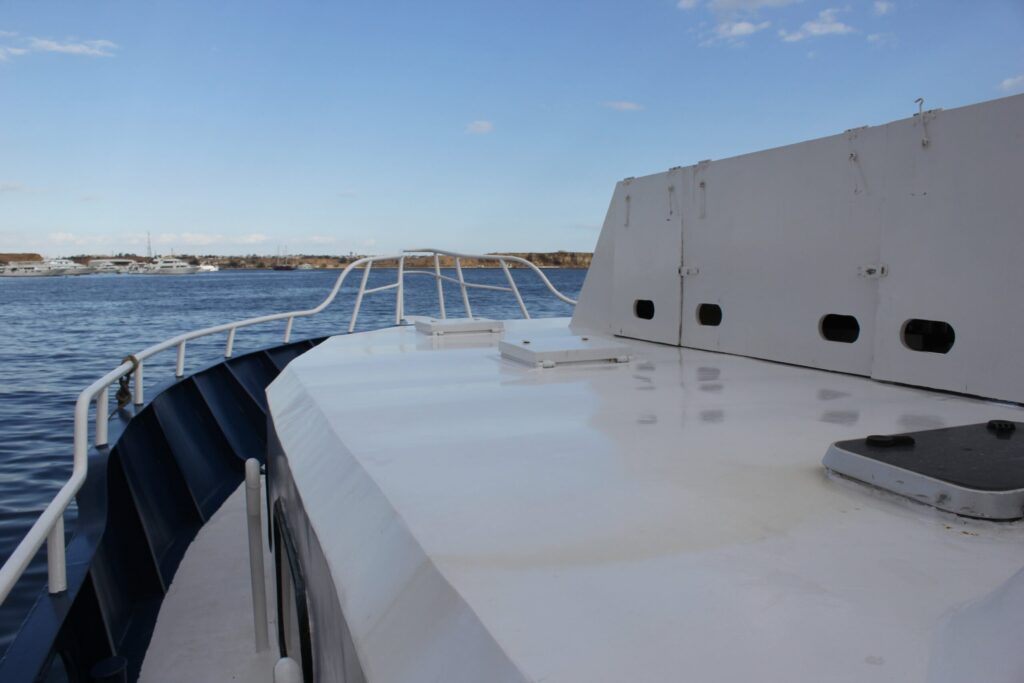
833;421;1024;492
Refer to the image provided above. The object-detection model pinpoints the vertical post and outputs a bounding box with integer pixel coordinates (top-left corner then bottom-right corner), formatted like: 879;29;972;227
500;259;529;319
47;518;66;594
284;316;294;343
396;256;406;325
245;459;269;652
225;327;237;358
349;262;372;333
95;386;109;447
175;341;186;378
433;254;446;319
133;361;144;406
455;257;473;318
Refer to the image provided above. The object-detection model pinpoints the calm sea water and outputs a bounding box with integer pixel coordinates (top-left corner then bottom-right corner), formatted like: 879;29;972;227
0;266;585;656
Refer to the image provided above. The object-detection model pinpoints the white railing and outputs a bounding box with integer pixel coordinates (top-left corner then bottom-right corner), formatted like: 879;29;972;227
0;249;576;605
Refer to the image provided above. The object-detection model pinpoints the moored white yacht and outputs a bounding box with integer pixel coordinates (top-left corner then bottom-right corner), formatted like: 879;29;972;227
44;258;96;276
88;258;141;274
0;94;1022;683
139;256;200;275
0;261;55;277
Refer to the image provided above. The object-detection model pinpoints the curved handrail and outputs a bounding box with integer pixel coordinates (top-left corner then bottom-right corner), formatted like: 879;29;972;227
0;250;577;605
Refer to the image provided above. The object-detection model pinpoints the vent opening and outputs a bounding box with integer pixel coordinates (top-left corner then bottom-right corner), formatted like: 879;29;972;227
820;314;860;343
902;319;955;354
697;304;722;326
634;300;655;320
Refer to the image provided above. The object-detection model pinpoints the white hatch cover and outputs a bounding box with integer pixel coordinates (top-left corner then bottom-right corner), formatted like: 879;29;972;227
499;335;631;368
414;317;505;336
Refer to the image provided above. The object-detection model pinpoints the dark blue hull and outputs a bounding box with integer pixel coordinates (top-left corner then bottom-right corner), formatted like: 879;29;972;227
0;337;324;683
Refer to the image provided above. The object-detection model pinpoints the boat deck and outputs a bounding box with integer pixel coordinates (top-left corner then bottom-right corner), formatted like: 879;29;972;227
267;318;1024;682
139;481;277;682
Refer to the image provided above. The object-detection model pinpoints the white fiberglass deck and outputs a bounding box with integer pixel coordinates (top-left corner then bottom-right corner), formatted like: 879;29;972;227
267;318;1024;683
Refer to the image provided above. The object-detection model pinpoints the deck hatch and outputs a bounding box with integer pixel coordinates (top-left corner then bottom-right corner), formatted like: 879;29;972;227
414;317;504;336
824;421;1024;520
500;335;632;368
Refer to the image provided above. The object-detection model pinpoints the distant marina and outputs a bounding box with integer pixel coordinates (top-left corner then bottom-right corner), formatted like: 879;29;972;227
0;256;217;277
0;250;592;277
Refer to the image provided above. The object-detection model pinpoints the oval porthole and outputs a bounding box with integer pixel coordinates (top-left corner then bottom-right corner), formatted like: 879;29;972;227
697;304;722;326
820;314;860;343
901;319;955;354
634;299;655;320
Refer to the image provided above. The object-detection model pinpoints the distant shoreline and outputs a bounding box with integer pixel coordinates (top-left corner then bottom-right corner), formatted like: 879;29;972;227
1;251;593;270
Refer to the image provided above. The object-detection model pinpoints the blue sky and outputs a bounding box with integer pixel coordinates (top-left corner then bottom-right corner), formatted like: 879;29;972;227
1;0;1022;256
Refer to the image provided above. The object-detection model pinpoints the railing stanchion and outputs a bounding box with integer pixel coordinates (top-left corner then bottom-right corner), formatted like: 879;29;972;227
349;262;372;333
433;254;446;319
245;459;269;652
46;519;66;594
500;259;530;319
175;341;186;378
134;361;144;406
396;256;406;324
284;316;294;343
225;327;236;358
95;386;109;447
455;257;473;318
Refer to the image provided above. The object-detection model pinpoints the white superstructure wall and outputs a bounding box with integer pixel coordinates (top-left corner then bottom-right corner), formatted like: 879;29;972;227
572;94;1024;403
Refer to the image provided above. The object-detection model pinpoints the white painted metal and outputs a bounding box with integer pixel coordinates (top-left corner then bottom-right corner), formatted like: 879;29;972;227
608;170;684;345
573;93;1024;402
134;360;144;405
175;341;186;378
678;127;882;376
499;334;631;368
433;254;446;319
823;443;1024;520
870;95;1024;400
0;249;574;608
273;658;302;683
245;459;269;652
46;518;65;594
268;318;1024;683
225;327;237;358
455;257;473;318
414;317;504;336
94;386;109;447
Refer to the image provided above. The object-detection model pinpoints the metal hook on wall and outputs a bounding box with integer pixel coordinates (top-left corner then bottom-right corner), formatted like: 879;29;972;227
915;97;930;147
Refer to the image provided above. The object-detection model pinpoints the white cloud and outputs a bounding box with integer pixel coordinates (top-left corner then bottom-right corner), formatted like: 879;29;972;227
677;0;700;9
0;182;25;193
1000;75;1024;93
708;0;800;10
866;32;895;46
0;35;117;61
28;38;117;57
604;100;644;111
873;1;894;15
779;8;855;42
0;46;28;60
46;232;114;247
152;232;270;247
305;235;338;245
715;19;771;39
465;120;494;134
